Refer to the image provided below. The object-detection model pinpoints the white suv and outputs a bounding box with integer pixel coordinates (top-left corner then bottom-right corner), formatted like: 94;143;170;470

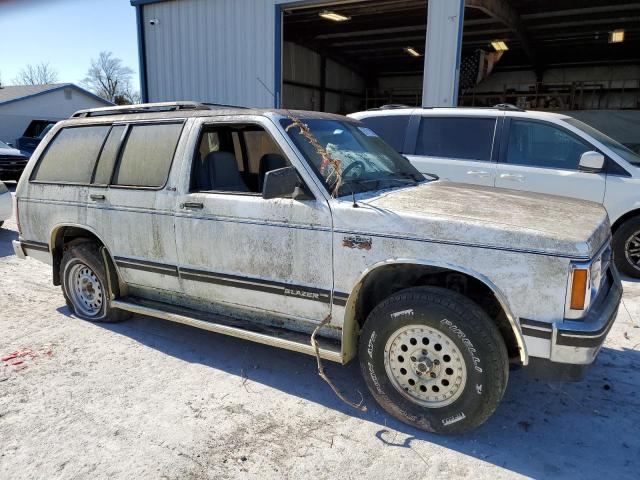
350;106;640;277
13;102;621;434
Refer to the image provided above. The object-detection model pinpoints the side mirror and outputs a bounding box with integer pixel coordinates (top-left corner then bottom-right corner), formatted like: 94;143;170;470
262;166;312;200
579;151;605;172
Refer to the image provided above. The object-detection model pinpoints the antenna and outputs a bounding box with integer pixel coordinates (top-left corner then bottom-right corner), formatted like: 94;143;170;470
256;77;278;107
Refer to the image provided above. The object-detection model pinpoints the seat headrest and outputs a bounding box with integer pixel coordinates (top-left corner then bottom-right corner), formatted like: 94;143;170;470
206;151;248;192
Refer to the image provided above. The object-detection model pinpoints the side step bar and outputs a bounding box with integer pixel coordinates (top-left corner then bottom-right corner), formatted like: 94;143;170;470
111;297;344;363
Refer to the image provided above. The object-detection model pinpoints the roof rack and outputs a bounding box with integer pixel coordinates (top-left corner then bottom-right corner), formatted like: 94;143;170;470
71;101;247;118
493;103;525;112
367;104;413;111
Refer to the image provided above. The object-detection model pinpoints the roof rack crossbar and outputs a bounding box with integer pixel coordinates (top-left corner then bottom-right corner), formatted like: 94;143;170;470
71;101;247;118
493;103;525;112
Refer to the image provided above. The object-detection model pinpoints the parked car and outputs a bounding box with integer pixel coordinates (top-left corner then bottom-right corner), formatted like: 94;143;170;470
13;102;621;434
15;119;57;154
0;180;12;229
0;140;30;182
349;105;640;278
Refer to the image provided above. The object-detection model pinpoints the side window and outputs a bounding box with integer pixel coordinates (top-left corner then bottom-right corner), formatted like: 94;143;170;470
359;115;410;152
112;122;183;188
93;125;126;184
31;125;110;183
191;124;289;194
505;120;592;170
416;117;496;161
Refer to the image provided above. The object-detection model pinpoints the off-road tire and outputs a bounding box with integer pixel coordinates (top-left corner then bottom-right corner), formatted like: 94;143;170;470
612;217;640;278
60;241;129;322
358;286;508;434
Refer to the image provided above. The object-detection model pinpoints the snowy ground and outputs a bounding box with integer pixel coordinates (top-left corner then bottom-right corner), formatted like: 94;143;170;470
1;191;639;479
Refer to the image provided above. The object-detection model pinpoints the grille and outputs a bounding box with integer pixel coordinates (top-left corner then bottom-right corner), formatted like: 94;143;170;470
0;156;28;169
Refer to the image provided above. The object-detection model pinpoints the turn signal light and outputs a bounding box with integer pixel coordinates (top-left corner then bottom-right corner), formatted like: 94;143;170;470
570;268;589;310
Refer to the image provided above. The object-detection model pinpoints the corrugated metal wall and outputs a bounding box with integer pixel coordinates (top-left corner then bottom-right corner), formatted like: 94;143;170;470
282;41;365;113
140;0;369;111
143;0;301;107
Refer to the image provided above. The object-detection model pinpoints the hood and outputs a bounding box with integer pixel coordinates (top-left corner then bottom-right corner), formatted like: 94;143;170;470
357;182;610;259
0;146;27;157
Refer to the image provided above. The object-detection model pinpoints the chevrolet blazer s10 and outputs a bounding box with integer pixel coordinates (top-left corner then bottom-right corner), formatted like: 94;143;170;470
12;102;622;433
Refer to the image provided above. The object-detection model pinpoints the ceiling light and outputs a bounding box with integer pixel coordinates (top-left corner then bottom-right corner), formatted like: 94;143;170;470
319;10;350;22
404;47;421;57
609;29;625;43
491;40;509;51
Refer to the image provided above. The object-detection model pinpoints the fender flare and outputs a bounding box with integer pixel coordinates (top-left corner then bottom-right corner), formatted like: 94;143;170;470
49;223;125;291
339;258;528;365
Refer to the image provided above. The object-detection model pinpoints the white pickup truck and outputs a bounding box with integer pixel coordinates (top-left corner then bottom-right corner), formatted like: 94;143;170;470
12;102;622;433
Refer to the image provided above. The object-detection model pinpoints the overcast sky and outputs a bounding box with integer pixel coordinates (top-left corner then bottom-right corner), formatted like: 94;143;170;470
0;0;139;91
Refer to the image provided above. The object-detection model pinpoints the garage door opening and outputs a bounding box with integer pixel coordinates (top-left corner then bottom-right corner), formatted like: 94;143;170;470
280;0;640;118
281;0;428;113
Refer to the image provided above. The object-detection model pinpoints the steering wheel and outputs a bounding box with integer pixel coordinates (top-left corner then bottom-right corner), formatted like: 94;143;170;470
342;160;365;179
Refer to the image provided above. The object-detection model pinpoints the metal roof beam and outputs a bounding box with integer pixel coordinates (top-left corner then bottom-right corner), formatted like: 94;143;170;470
465;0;540;75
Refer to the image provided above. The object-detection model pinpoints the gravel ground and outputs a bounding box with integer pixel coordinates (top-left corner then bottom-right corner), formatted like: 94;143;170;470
1;194;639;479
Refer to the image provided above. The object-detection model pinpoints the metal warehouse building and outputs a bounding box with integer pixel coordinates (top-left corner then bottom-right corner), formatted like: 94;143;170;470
130;0;640;116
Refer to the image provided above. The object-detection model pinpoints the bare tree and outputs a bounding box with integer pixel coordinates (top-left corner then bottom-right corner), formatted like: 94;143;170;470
13;62;59;85
82;51;139;105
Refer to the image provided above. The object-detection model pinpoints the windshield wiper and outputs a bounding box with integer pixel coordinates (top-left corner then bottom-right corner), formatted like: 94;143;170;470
390;172;424;183
340;176;416;196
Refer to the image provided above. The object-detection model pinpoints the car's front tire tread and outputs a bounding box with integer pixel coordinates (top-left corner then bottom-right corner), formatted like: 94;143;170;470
359;286;508;434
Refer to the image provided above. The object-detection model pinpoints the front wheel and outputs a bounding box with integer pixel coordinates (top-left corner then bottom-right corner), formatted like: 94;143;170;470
358;286;508;434
612;217;640;278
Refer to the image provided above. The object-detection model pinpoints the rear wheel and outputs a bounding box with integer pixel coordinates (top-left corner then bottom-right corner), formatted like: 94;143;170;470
60;242;128;322
358;286;508;434
612;217;640;278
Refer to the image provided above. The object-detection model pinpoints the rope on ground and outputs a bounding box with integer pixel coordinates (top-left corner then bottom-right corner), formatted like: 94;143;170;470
311;315;367;412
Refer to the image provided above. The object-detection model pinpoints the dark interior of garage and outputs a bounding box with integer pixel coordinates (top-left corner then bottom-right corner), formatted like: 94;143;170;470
281;0;640;113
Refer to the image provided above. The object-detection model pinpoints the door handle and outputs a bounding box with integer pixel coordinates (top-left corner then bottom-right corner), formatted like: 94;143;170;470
182;202;204;210
467;170;491;178
90;194;105;201
500;173;525;182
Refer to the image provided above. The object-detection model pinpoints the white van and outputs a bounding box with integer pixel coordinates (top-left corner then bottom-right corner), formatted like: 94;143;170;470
349;106;640;277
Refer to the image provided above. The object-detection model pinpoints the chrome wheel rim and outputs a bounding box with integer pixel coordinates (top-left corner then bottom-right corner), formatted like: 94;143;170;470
68;263;104;317
625;231;640;271
384;324;467;408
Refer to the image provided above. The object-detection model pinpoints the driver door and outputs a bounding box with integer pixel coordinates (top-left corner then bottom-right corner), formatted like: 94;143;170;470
173;117;334;324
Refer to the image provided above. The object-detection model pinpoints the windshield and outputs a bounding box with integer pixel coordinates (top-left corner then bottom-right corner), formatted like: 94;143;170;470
565;117;640;165
0;140;10;149
280;117;425;196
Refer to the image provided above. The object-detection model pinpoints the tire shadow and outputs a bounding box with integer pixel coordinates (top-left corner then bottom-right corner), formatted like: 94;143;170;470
62;307;640;480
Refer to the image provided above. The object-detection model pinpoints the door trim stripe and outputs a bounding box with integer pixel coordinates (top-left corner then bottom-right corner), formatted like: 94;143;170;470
114;256;347;305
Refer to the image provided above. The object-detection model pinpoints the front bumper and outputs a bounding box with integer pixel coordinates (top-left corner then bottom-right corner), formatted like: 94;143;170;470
12;240;27;259
522;266;623;381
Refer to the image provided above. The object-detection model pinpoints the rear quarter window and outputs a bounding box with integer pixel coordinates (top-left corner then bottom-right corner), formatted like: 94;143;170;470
359;115;410;152
31;125;110;183
112;122;184;188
